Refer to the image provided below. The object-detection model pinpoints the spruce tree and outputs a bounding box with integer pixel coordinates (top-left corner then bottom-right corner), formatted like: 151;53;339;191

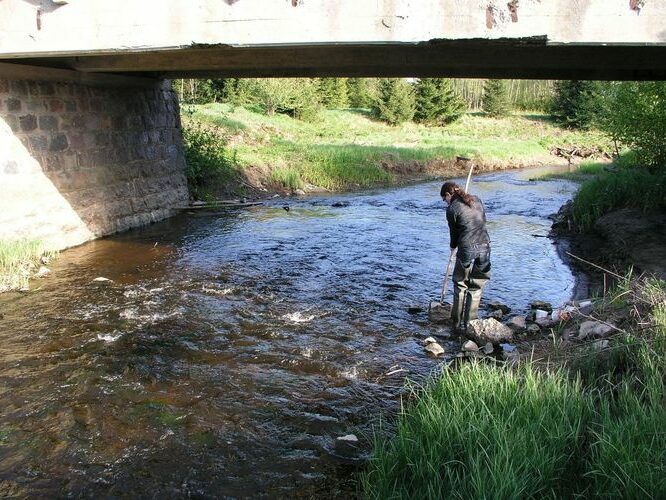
318;78;349;108
372;78;416;125
482;79;511;118
347;78;378;109
550;80;599;129
415;78;466;125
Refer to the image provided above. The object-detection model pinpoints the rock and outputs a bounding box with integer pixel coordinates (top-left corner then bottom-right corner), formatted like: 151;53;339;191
407;305;424;314
40;255;51;265
552;309;572;322
423;337;437;345
332;201;350;208
466;318;514;345
527;323;541;334
428;301;451;323
294;189;306;196
592;339;610;351
501;343;517;353
488;301;511;314
336;434;358;444
92;277;113;283
35;266;50;278
482;342;494;355
489;309;503;320
335;434;360;454
536;317;556;329
462;340;479;352
424;342;445;357
576;300;594;315
534;309;549;320
578;321;614;340
503;350;521;366
530;301;552;312
506;316;527;331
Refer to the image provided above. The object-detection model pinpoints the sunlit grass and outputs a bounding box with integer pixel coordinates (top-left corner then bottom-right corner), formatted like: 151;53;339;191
0;239;48;292
186;104;612;191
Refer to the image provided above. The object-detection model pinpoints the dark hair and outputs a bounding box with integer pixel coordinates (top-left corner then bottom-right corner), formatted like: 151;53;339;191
440;181;475;207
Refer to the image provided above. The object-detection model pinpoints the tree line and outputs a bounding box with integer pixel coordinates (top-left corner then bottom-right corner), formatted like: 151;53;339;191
176;78;666;169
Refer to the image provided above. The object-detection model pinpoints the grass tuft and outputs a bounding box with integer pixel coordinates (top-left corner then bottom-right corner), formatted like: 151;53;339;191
0;240;48;292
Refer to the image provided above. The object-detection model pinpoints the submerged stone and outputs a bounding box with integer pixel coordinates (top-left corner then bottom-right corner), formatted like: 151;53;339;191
428;301;451;323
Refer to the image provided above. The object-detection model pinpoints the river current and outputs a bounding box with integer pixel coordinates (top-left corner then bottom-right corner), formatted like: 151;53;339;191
0;167;579;497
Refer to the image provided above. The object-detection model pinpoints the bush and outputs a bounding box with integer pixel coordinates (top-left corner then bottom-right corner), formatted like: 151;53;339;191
372;78;416;125
596;81;666;169
414;78;466;126
482;79;511;117
181;120;237;200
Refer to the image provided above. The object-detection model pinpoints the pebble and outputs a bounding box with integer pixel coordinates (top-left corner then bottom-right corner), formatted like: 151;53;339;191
424;342;445;357
462;340;479;352
527;323;541;334
506;316;527;331
482;342;494;355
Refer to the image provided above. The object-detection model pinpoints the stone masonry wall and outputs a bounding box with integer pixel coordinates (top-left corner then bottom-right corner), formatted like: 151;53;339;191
0;77;189;251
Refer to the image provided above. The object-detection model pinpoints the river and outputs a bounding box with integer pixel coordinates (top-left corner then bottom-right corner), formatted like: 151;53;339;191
0;167;580;497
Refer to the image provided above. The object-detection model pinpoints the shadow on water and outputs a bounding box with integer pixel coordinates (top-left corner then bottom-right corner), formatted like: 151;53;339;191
0;166;581;497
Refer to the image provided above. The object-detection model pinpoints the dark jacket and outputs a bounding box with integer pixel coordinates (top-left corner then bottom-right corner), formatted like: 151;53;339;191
446;195;490;250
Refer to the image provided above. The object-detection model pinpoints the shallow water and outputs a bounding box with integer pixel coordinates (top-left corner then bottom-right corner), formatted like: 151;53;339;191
0;167;580;496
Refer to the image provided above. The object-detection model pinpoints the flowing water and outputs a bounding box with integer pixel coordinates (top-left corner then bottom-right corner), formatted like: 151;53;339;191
0;167;581;497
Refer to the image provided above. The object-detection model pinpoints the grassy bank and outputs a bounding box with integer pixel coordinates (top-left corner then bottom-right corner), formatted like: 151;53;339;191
539;153;666;229
0;240;51;293
362;277;666;498
183;104;610;197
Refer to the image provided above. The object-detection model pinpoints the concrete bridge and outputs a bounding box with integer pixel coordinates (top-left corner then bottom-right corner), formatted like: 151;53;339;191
1;0;665;250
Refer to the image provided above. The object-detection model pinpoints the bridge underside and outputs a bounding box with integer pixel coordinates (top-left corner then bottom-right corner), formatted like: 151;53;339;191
4;39;666;81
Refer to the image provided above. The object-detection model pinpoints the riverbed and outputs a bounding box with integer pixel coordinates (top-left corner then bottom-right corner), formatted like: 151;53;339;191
0;167;580;497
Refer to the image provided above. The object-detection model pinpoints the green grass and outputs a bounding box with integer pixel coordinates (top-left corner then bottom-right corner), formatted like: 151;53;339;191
363;278;666;499
186;103;611;192
0;239;48;292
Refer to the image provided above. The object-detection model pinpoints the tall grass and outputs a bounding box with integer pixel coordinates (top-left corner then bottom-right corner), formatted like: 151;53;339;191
0;240;45;292
363;278;666;499
572;167;666;229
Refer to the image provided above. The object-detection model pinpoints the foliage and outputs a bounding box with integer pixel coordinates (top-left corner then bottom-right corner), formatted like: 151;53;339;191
414;78;466;126
372;78;416;125
318;78;349;108
596;81;666;169
346;78;378;108
482;79;511;117
0;239;52;292
453;79;554;111
181;119;238;200
571;164;666;229
550;80;601;130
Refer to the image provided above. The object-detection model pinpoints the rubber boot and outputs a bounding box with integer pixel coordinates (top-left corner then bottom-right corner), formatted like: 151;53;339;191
451;288;467;334
465;289;483;325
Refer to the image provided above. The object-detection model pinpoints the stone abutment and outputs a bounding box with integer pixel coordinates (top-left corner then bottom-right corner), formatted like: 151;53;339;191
0;75;188;251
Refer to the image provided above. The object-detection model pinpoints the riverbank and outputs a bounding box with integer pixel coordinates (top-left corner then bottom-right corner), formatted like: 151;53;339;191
183;104;611;200
361;160;666;498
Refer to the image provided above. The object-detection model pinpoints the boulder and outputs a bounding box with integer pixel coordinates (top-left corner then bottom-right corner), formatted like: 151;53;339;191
578;321;614;340
424;342;445;357
462;340;479;352
489;309;504;320
506;316;527;331
428;301;451;323
467;318;514;345
488;301;512;314
530;301;553;312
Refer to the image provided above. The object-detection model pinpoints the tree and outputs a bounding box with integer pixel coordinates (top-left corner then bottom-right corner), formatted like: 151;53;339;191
596;81;666;169
231;78;322;120
482;79;511;118
347;78;378;108
414;78;467;125
372;78;416;125
318;78;349;108
550;80;600;129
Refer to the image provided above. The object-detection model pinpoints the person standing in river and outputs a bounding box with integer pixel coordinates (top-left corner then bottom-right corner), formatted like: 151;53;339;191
441;181;491;334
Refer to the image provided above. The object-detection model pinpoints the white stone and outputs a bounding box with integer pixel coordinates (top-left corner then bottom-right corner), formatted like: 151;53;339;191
92;277;113;283
423;337;437;345
424;342;445;357
337;434;358;443
35;266;50;278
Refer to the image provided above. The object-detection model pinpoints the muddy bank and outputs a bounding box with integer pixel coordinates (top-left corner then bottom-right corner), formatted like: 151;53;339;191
550;201;666;295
